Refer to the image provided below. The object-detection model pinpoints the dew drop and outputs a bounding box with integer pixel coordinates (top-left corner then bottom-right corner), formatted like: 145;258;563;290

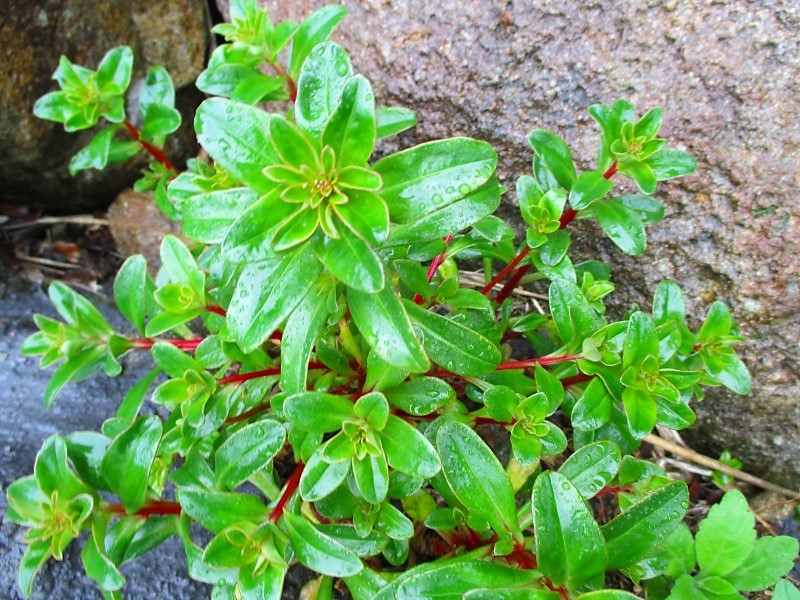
432;194;444;205
458;183;471;195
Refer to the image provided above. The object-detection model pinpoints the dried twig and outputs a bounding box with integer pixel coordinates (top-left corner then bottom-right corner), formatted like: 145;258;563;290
645;433;800;499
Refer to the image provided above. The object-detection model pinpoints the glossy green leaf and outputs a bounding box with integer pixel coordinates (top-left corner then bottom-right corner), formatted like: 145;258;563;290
181;188;258;244
374;559;541;600
312;226;384;293
221;190;293;263
624;312;659;369
102;416;162;511
299;450;351;501
82;518;126;592
388;176;502;245
533;471;607;588
602;480;689;569
43;348;106;408
353;452;389;504
437;422;520;541
66;431;110;491
558;441;621;499
228;250;321;353
284;392;355;433
379;415;440;479
375;138;497;223
69;126;116;175
323;75;376;167
195;98;279;193
575;592;643;600
622;388;658;439
383;377;454;415
288;5;348;79
619;161;657;194
348;286;429;373
114;254;148;335
549;279;601;345
570;170;614;210
529;130;577;189
377;106;417;138
647;148;696;181
593;198;646;255
215;420;286;489
179;490;269;533
695;489;755;577
281;276;332;395
465;590;560;600
282;511;362;577
403;300;501;376
33;91;73;123
18;540;52;598
97;46;133;91
140;65;176;112
34;435;88;499
151;342;203;378
774;579;800;600
141;103;181;141
294;42;352;138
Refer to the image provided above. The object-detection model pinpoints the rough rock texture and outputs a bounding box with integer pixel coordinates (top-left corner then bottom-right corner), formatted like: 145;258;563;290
242;0;800;486
0;0;209;213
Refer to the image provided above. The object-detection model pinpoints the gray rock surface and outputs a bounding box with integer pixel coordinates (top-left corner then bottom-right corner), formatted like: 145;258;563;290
0;0;209;212
243;0;800;486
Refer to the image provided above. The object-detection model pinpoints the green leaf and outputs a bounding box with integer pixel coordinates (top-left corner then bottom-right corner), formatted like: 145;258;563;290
571;378;612;430
43;348;106;408
774;580;800;600
383;377;455;415
114;255;148;335
528;130;577;189
195;98;279;193
465;591;560;600
282;511;362;577
437;422;521;541
294;42;352;138
181;188;259;244
151;342;203;378
215;420;286;489
620;161;657;194
574;592;643;600
348;286;429;373
312;226;384;293
373;559;541;600
140;66;176;112
34;435;87;498
18;540;51;598
33;91;73;123
377;107;417;138
101;416;162;511
281;276;332;395
697;301;732;341
323;75;376;167
695;489;756;577
353;453;389;504
569;171;614;210
375;138;497;224
558;441;621;499
724;535;798;591
141;103;181;140
288;5;348;79
549;279;602;345
593;198;646;255
160;235;204;294
533;471;607;588
624;312;659;369
299;451;350;502
284;392;355;433
379;415;440;479
647;148;696;181
622;388;658;439
178;490;269;533
228;250;321;353
601;480;689;569
221;190;293;263
82;518;126;592
69;126;116;175
387;176;502;245
403;300;501;376
97;46;133;91
66;431;110;491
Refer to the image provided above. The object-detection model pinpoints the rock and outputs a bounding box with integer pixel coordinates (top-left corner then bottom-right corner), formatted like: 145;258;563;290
0;0;209;213
107;189;182;272
242;0;800;486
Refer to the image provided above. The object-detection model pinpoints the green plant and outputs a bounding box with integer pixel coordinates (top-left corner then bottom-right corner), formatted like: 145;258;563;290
11;2;798;599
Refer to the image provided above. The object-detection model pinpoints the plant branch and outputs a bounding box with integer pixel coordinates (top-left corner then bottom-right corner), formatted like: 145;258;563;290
644;433;800;499
131;337;204;351
496;354;581;371
269;462;305;522
108;500;182;518
122;120;177;173
267;61;297;101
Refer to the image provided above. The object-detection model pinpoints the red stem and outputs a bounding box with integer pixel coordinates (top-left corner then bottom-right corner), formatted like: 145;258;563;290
123;120;177;173
560;373;592;387
496;355;581;371
489;161;619;304
268;61;297;101
413;234;455;305
269;462;305;522
206;304;227;317
108;500;182;518
218;361;327;386
131;337;204;351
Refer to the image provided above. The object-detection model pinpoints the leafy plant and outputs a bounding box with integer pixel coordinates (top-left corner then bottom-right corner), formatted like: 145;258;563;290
11;1;797;599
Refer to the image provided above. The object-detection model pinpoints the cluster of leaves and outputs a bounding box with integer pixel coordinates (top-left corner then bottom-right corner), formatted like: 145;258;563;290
12;2;798;599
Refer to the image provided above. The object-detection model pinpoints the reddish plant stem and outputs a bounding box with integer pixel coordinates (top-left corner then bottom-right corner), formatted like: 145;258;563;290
269;462;305;523
130;337;204;351
225;403;271;424
206;304;227;317
108;500;182;518
490;161;619;304
495;354;581;371
480;246;531;296
413;234;455;305
560;373;592;387
506;542;538;570
122;120;177;173
596;485;630;496
268;61;297;101
217;361;327;386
